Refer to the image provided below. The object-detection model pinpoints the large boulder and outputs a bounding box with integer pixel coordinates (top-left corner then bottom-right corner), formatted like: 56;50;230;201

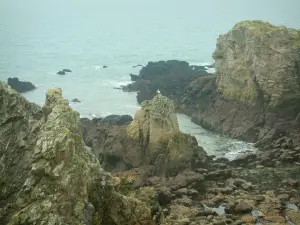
0;83;154;225
7;77;36;93
127;94;179;150
127;94;207;176
80;117;144;171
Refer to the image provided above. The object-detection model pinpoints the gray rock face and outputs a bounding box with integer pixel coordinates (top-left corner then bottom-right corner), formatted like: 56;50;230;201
0;83;153;225
180;21;300;143
213;20;300;108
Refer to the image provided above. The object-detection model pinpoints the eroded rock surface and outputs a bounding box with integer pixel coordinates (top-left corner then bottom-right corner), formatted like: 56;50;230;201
0;83;153;225
180;21;300;144
81;94;207;177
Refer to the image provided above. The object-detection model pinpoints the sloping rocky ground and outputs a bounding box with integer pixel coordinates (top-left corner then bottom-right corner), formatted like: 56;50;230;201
80;93;300;225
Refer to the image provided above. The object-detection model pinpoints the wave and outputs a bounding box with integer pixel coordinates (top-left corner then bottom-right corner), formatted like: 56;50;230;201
99;79;132;88
92;65;103;70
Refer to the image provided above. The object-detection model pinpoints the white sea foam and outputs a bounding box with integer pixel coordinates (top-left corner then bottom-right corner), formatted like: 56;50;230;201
92;65;103;70
100;79;132;88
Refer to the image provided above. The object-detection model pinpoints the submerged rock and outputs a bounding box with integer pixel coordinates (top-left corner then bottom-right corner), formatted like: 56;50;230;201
71;98;81;103
7;77;36;93
132;64;144;68
56;70;66;75
62;68;72;72
0;82;154;225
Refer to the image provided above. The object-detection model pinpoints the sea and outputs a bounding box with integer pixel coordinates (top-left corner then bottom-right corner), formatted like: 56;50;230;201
1;0;299;159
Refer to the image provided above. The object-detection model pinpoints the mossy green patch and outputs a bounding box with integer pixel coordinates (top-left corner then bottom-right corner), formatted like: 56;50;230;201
9;213;28;225
74;201;85;219
234;20;279;34
288;28;300;48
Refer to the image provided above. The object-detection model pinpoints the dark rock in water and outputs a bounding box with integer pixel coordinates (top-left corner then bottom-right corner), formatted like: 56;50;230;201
122;79;154;92
71;98;81;103
103;114;133;125
7;77;36;93
103;65;108;68
132;64;144;68
124;60;208;104
129;73;140;81
56;70;66;75
62;69;72;72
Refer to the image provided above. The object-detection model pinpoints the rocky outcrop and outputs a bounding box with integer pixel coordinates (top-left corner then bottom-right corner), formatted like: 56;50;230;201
127;94;179;150
123;60;209;104
80;94;207;176
213;20;300;108
0;83;154;225
80;117;144;171
180;21;300;143
7;77;36;93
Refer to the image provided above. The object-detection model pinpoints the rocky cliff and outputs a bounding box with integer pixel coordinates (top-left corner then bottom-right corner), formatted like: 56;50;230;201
214;20;300;108
180;20;300;143
0;83;153;225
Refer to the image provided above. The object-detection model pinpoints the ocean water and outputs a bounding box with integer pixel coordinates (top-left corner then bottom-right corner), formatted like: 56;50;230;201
1;0;299;158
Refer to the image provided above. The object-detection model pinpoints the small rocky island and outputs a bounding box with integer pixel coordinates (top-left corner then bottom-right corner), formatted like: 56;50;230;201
1;20;300;225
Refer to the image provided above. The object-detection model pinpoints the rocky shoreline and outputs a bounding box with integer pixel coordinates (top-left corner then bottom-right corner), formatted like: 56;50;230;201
1;20;300;225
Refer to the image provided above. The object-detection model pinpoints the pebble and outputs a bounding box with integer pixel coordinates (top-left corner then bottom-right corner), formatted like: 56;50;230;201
235;201;252;214
178;218;190;224
212;219;226;225
253;195;265;201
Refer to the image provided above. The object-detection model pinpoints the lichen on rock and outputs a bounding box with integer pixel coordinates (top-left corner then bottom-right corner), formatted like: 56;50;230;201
0;83;154;225
213;20;300;107
127;94;179;151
